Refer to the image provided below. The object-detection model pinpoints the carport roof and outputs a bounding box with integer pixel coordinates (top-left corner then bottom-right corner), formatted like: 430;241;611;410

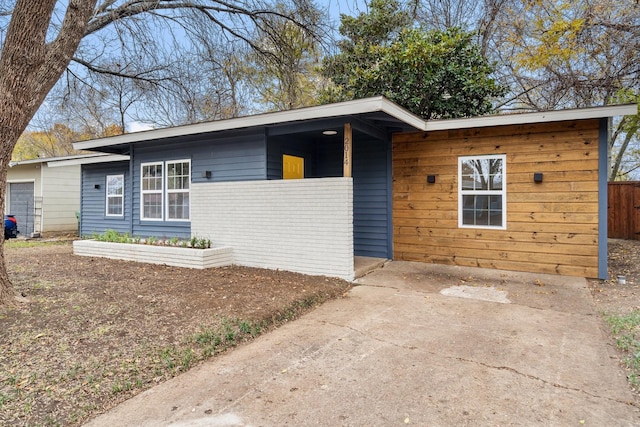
72;96;637;153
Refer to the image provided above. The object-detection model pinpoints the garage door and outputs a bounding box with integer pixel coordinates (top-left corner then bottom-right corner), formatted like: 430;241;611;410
8;182;34;236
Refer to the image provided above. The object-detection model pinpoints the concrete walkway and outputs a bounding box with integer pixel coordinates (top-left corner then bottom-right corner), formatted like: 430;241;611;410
85;262;639;426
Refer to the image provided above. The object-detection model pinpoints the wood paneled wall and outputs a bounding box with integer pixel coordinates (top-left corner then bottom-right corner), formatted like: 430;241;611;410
608;182;640;240
392;119;601;278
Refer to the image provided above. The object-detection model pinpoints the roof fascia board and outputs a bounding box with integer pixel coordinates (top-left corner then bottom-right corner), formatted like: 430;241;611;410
379;97;428;131
423;104;638;132
46;154;130;168
72;99;636;151
9;153;116;167
73;97;426;151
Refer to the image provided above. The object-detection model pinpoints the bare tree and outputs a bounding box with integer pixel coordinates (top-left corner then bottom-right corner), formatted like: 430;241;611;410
0;0;325;305
410;0;511;56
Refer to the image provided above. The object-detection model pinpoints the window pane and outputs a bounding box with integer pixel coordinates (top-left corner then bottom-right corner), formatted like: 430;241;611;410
488;159;503;190
167;161;189;190
107;175;123;196
461;158;504;191
462;194;501;226
143;193;162;219
488;195;503;226
107;196;123;216
142;165;162;191
168;192;189;220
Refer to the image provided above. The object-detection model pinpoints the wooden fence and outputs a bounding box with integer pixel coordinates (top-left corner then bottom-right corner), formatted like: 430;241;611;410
608;181;640;240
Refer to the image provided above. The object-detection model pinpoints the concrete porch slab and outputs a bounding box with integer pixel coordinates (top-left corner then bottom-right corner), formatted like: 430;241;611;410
354;256;387;278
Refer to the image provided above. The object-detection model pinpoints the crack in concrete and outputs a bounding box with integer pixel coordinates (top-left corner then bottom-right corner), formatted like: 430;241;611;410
450;355;638;408
319;320;417;350
319;319;637;409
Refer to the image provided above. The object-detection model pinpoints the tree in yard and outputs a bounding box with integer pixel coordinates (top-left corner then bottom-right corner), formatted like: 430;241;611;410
320;0;506;119
12;123;122;161
0;0;323;305
243;2;324;111
609;90;640;180
490;0;640;178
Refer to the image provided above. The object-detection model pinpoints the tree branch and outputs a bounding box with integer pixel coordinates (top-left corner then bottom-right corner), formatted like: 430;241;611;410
71;56;174;84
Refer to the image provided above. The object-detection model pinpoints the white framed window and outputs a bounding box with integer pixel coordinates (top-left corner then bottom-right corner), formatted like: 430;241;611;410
140;160;191;221
141;162;163;220
458;154;506;229
106;174;124;217
166;160;190;221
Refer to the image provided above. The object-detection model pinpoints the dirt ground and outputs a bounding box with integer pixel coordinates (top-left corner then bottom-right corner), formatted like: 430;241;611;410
0;242;352;426
589;239;640;315
0;238;639;426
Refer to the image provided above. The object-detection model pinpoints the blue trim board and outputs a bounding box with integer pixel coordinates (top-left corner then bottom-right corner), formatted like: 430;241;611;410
598;118;609;279
386;137;393;259
128;143;134;235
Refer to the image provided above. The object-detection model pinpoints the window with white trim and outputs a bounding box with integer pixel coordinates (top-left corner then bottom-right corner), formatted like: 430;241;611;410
106;174;124;216
458;154;506;229
140;160;191;221
141;162;163;220
166;160;190;220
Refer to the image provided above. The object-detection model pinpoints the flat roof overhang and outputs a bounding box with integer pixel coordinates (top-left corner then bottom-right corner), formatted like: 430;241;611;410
73;97;425;154
72;97;637;155
422;103;637;132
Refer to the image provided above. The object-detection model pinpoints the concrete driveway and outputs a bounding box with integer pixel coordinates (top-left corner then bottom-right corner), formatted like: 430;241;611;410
85;261;639;426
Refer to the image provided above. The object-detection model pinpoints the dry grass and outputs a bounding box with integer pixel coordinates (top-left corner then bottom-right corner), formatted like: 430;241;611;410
0;241;351;426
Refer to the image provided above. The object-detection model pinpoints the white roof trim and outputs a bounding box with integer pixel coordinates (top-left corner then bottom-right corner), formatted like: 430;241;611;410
73;96;426;150
72;99;637;151
46;154;130;167
9;153;126;167
423;104;637;131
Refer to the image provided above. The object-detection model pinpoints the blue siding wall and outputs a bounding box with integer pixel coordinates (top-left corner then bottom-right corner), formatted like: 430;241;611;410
353;137;391;258
131;130;267;238
80;161;131;236
81;126;391;258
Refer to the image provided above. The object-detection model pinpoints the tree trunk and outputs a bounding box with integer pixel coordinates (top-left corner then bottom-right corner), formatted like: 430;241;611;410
0;0;97;305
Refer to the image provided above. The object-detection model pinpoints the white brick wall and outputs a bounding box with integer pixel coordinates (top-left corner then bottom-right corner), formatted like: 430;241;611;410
191;178;354;280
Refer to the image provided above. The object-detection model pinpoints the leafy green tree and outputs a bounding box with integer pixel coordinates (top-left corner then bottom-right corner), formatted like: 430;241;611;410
320;0;411;103
321;0;505;119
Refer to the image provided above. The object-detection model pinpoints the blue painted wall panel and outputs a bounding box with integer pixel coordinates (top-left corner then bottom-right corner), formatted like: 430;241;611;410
353;137;391;258
80;161;131;236
130;130;267;238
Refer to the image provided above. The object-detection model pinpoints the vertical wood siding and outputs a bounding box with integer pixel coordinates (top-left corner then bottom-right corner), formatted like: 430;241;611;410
608;182;640;240
393;119;601;278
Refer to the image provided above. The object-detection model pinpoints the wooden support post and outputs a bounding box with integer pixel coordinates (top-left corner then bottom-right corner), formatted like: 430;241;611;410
344;122;352;178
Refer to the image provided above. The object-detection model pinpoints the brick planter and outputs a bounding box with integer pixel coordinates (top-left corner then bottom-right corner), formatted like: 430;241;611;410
73;240;233;269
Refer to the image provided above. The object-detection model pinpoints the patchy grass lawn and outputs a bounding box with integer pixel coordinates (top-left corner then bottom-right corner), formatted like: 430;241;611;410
0;241;351;426
590;239;640;397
